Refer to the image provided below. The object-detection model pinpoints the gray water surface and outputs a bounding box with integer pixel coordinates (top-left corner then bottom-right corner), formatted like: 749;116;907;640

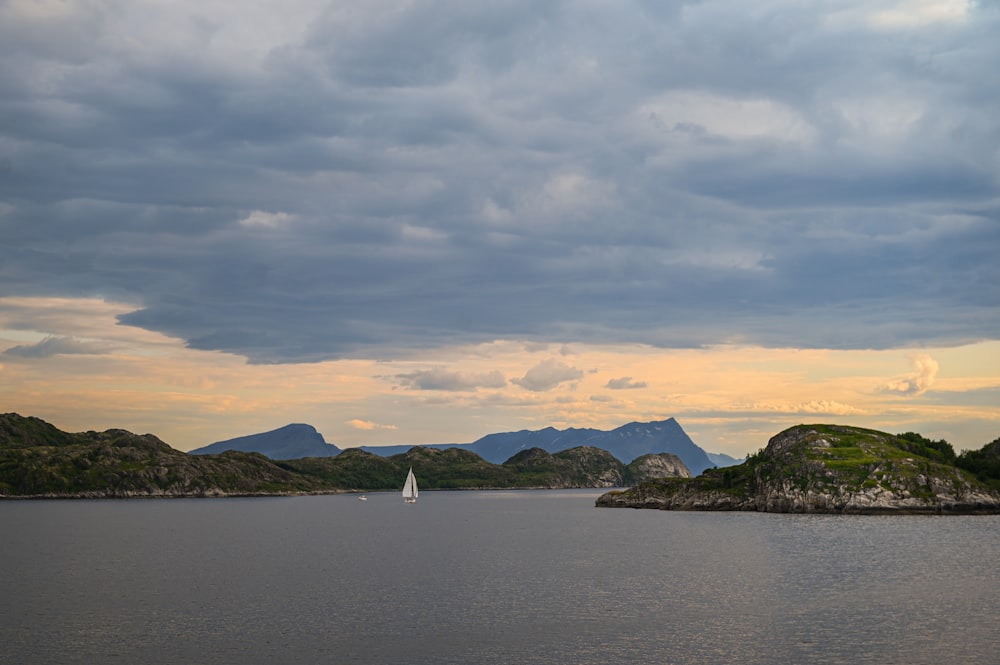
2;490;997;664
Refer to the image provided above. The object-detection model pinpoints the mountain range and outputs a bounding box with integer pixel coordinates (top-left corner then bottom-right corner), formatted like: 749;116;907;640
0;413;690;497
6;413;998;508
191;418;740;475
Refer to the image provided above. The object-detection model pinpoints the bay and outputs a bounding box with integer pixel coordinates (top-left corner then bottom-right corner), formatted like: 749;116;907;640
1;490;997;664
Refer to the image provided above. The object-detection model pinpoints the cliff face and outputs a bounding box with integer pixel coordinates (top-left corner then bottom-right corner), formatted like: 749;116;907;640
597;424;1000;514
626;453;690;483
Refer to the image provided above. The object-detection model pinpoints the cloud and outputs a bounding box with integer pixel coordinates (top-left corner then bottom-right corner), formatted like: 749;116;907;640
606;376;647;390
239;210;295;229
881;353;940;396
512;359;583;392
797;400;864;416
395;368;507;391
866;0;970;29
743;400;866;416
0;1;998;364
345;419;397;431
1;335;113;359
639;92;815;144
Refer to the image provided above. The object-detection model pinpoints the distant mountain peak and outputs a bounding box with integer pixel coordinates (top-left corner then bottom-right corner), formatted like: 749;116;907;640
189;423;340;459
454;417;716;473
201;417;732;475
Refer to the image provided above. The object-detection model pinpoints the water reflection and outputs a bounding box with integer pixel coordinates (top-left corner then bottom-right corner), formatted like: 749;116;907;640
1;495;997;664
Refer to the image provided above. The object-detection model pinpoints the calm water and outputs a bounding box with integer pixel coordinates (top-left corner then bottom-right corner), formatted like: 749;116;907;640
1;490;998;665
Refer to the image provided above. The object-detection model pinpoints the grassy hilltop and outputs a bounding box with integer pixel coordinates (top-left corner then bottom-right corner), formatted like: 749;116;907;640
597;424;1000;514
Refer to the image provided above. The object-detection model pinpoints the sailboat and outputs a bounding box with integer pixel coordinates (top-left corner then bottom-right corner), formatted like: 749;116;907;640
402;467;418;504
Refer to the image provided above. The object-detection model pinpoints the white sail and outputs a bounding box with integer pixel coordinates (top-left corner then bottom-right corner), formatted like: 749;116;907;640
402;467;418;502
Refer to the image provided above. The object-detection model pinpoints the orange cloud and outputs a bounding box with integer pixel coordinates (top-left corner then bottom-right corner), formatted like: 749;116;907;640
512;359;583;392
346;419;397;431
881;354;939;396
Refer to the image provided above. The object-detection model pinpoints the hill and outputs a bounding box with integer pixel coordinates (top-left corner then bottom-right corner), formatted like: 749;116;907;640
0;414;327;497
361;418;720;473
189;424;340;458
470;418;714;471
0;414;690;497
280;447;688;491
596;424;1000;514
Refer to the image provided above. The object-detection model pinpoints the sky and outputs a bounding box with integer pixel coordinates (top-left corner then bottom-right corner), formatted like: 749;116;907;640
1;0;998;457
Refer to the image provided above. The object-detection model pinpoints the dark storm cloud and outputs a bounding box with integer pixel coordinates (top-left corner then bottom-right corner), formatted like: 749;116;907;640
2;0;998;363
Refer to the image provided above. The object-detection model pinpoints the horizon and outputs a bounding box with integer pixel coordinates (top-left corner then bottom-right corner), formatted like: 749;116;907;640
2;1;998;457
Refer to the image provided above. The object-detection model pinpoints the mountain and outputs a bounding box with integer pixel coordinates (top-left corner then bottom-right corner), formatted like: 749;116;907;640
707;451;744;467
354;428;590;461
0;413;328;497
0;414;690;497
462;418;714;471
466;426;598;463
190;424;341;459
281;446;690;490
580;419;714;472
501;446;656;488
9;414;997;505
596;424;1000;514
195;418;726;476
362;418;721;474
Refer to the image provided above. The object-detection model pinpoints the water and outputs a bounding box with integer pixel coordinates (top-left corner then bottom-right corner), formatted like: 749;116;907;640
2;490;998;664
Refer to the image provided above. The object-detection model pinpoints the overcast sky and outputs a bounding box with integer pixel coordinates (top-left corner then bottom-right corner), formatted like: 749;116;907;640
2;0;998;455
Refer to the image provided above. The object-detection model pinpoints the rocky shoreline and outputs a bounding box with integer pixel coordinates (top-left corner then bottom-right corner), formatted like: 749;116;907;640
596;425;1000;514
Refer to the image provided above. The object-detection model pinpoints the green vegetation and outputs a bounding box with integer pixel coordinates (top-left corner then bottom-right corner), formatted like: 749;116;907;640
283;445;647;491
597;423;1000;514
896;431;957;463
0;417;327;497
8;412;997;509
955;437;1000;490
280;446;524;491
0;413;683;497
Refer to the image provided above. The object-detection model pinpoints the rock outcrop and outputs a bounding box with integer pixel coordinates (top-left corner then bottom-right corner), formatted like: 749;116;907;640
596;424;1000;514
626;453;690;482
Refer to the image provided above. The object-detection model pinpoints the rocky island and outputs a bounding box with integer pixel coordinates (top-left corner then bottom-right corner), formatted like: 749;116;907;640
596;424;1000;514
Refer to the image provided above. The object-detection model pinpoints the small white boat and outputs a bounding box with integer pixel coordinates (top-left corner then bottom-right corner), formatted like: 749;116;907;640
402;467;418;504
358;495;367;501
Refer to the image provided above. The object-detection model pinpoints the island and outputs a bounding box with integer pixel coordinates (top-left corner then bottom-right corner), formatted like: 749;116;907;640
0;413;689;498
596;424;1000;514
